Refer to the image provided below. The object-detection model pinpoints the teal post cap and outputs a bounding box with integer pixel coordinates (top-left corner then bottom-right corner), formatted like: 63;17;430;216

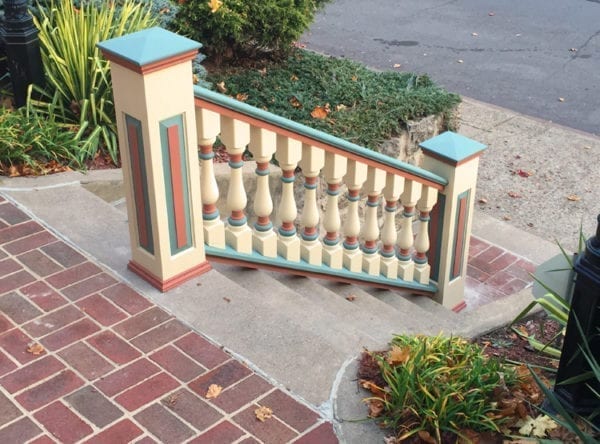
97;27;201;67
419;131;486;165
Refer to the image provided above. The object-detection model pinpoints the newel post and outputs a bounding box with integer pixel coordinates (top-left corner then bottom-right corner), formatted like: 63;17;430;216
98;28;210;291
420;132;486;311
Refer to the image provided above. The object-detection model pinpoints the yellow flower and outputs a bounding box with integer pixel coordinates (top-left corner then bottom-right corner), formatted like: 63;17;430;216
207;0;222;13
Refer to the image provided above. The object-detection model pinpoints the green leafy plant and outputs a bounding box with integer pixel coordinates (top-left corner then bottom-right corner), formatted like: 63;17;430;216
173;0;321;63
365;334;517;442
511;228;586;358
0;91;91;174
32;0;157;165
211;50;460;150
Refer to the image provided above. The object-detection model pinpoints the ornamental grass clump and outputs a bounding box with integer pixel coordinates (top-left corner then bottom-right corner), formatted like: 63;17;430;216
362;334;518;442
32;0;157;165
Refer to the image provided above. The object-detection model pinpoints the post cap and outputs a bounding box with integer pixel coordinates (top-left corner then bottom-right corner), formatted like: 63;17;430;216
420;131;487;166
97;27;201;71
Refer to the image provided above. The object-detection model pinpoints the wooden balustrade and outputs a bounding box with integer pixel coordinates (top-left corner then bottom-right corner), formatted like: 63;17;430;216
100;27;487;309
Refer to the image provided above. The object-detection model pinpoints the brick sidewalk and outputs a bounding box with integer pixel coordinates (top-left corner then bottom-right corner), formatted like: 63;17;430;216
0;196;337;444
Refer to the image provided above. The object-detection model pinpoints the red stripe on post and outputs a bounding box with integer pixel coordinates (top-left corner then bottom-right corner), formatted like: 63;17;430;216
167;125;188;249
452;196;468;278
127;123;149;250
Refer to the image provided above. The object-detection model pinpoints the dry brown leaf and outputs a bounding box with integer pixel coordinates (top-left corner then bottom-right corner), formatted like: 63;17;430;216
235;93;248;102
255;405;273;422
207;0;222;13
359;379;387;398
417;430;436;444
516;169;533;178
478;197;488;204
258;67;267;76
310;105;330;119
367;399;384;418
393;63;401;68
335;104;347;112
387;345;410;366
345;294;356;302
567;194;581;201
351;75;358;81
503;215;512;221
223;297;231;303
205;384;222;399
290;74;299;81
508;191;522;198
216;81;227;93
289;96;302;108
26;343;45;355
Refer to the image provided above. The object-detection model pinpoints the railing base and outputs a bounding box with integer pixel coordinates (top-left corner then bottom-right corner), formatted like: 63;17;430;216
128;260;212;292
206;245;437;294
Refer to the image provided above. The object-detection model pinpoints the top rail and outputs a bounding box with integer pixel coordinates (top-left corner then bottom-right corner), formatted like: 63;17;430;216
193;86;448;191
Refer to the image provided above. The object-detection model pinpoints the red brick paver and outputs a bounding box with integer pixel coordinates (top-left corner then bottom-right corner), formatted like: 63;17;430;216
0;198;336;443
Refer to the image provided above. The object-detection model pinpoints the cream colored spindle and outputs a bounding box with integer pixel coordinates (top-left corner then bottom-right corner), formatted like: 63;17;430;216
414;186;438;284
362;166;386;275
276;135;302;261
249;127;277;257
380;174;404;279
322;152;347;269
196;107;225;248
342;160;367;272
397;180;422;280
299;144;325;265
220;116;252;253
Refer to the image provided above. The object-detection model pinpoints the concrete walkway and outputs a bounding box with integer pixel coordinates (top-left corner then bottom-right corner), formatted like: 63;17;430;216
0;96;592;443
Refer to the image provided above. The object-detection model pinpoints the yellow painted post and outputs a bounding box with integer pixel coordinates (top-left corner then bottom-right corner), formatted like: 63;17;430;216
98;28;210;291
420;132;486;311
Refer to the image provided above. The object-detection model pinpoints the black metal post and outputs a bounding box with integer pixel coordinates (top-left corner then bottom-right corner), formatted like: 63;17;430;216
554;214;600;415
1;0;45;107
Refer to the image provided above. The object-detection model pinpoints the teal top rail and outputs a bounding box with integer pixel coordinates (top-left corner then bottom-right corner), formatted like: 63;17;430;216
193;86;448;189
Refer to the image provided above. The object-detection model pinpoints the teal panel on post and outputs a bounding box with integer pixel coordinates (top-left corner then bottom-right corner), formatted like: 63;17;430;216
97;27;201;67
450;190;471;281
160;115;192;256
419;131;486;164
429;193;445;282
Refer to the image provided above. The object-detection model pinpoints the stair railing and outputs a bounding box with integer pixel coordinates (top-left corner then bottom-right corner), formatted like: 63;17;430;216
98;28;486;310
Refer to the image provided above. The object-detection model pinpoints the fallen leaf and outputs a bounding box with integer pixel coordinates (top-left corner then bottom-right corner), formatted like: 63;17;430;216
367;399;384;418
351;75;358;81
360;380;388;398
192;74;199;84
393;63;401;68
290;74;299;81
207;0;222;13
310;104;330;119
289;96;302;108
417;430;437;444
516;169;533;178
345;294;356;301
335;104;347;111
26;343;45;355
216;81;227;93
258;67;267;76
165;393;180;406
527;222;534;227
235;93;248;102
472;32;479;36
205;384;222;399
508;191;522;198
387;345;410;366
569;48;578;52
515;33;522;37
223;297;231;303
567;194;581;201
488;11;495;16
255;405;273;422
558;97;565;102
517;415;558;438
457;59;464;63
478;197;488;204
503;215;512;221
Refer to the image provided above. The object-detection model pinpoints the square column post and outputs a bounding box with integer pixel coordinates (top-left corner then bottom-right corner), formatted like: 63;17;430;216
420;132;486;311
98;27;210;291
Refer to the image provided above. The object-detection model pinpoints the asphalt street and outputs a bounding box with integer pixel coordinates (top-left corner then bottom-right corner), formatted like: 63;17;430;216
302;0;600;135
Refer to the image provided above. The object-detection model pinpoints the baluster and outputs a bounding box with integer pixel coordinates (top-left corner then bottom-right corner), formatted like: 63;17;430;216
322;152;348;269
414;186;438;284
299;144;325;265
196;107;225;248
220;116;252;253
362;167;386;275
342;160;367;272
249;127;277;257
397;180;422;280
276;135;302;261
380;174;404;279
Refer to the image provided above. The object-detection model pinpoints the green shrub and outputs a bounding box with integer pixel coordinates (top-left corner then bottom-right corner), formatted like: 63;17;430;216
173;0;321;62
0;97;89;174
32;0;157;165
211;51;461;149
366;334;517;442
